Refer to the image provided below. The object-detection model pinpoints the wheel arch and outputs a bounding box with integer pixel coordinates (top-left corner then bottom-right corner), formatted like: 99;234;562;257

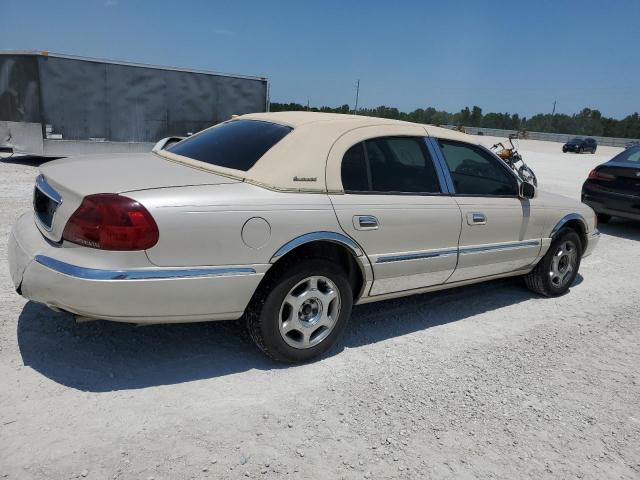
550;213;588;251
266;232;371;301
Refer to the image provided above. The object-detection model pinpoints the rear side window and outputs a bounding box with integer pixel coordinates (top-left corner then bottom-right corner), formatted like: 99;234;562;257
438;139;517;196
341;143;370;191
168;120;292;171
341;137;441;194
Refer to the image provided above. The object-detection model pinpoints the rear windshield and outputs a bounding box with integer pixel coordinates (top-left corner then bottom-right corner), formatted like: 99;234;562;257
613;146;640;163
168;119;292;171
569;138;583;143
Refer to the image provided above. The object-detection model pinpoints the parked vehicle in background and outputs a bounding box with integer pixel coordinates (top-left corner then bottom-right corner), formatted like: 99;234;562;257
563;137;597;154
625;140;640;149
8;112;599;363
582;145;640;223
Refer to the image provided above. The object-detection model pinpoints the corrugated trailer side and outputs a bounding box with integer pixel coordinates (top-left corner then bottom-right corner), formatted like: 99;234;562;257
0;51;268;156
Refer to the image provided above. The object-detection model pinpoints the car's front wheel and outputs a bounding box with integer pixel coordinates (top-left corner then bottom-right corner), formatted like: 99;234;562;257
245;258;353;363
524;229;582;297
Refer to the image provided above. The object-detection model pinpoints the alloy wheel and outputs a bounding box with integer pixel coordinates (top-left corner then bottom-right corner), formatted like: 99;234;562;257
549;240;578;288
278;276;341;349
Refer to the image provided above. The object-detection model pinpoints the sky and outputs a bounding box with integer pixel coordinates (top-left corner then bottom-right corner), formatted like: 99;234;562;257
2;0;639;119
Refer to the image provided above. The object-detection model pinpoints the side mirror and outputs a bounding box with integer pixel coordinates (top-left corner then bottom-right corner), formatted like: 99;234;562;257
519;181;536;199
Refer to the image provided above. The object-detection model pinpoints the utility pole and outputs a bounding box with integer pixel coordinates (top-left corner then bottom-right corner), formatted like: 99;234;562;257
353;79;360;115
552;100;557;115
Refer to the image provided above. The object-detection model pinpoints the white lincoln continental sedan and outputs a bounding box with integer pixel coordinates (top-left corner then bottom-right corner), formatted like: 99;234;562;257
9;112;599;362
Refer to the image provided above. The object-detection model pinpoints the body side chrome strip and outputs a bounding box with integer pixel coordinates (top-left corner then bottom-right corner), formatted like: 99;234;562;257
270;231;363;263
377;248;457;264
376;240;541;264
34;255;256;281
459;239;540;255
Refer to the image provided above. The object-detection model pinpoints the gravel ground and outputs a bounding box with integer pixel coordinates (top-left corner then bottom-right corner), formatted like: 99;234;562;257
1;141;639;480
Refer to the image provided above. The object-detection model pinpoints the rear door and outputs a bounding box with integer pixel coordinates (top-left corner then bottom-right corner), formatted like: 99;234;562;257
328;128;462;296
432;138;545;282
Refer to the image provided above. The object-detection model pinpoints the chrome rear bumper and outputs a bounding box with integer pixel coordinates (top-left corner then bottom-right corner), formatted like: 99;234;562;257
8;213;266;323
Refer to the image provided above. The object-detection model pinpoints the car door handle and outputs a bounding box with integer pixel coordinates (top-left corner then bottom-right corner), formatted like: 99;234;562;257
467;212;487;225
354;215;379;230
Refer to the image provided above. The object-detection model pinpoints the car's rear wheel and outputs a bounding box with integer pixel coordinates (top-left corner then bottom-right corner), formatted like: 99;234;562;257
596;212;611;224
578;146;584;154
524;229;582;297
245;258;353;363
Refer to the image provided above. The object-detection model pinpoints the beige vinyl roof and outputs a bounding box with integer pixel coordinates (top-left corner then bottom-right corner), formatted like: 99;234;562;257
158;111;479;193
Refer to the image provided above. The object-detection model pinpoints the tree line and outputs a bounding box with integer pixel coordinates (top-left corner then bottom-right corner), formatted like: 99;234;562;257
270;102;640;139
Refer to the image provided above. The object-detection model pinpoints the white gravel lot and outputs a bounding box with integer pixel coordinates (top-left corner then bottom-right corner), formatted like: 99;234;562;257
1;140;639;480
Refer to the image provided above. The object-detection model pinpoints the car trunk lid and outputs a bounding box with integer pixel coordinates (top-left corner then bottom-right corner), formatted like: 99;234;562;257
36;152;239;242
593;162;640;197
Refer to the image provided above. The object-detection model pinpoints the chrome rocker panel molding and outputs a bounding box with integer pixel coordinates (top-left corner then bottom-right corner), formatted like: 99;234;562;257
358;267;533;304
270;231;364;263
375;240;540;264
459;239;541;255
377;248;457;263
34;255;256;281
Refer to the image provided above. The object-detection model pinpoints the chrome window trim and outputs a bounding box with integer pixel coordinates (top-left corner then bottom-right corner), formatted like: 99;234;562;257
35;255;256;281
270;231;364;263
423;137;453;194
426;137;456;194
377;248;458;264
459;240;540;255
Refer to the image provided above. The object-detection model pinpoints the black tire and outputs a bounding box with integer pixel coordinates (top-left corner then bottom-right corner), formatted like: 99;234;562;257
524;229;582;297
245;258;353;363
596;212;611;224
578;147;584;154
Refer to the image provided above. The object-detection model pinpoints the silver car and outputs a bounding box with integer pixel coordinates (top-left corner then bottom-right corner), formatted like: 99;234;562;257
8;112;600;362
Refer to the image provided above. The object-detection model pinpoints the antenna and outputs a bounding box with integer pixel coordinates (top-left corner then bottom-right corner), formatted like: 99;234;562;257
353;79;360;115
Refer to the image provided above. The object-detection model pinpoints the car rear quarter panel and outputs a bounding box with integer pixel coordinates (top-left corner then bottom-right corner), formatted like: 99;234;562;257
132;183;344;267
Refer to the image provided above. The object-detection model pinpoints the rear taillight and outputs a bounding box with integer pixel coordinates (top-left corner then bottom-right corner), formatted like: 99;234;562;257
588;169;615;181
63;194;159;250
